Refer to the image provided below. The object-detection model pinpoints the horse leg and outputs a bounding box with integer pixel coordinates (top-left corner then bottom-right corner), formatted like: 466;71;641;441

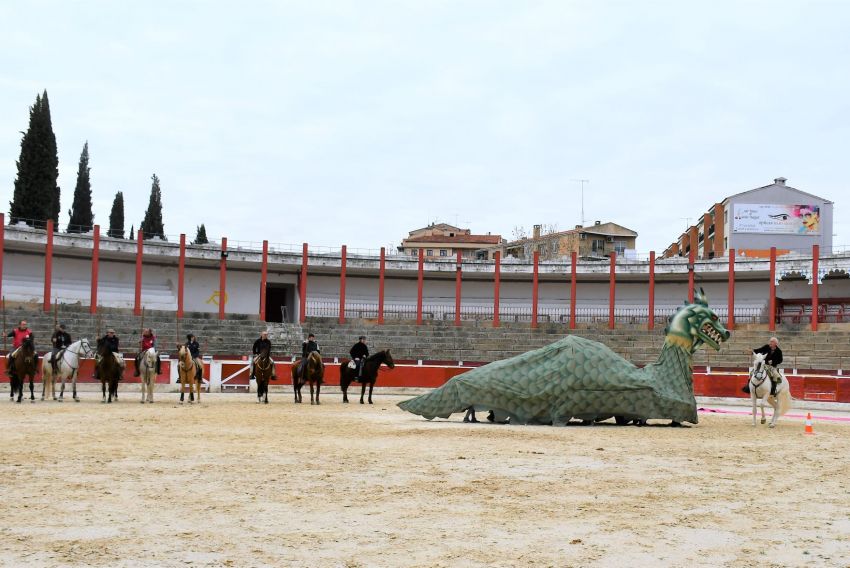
360;381;366;404
751;390;757;426
59;372;64;401
309;382;315;405
179;372;185;403
769;394;779;428
315;382;320;405
148;374;154;403
71;370;78;401
760;395;767;424
195;376;201;404
29;375;35;401
341;377;349;403
102;379;107;403
264;380;269;404
368;381;374;405
141;372;146;403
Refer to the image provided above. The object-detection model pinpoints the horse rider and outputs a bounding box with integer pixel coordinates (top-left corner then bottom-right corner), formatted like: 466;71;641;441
134;328;161;376
94;328;123;380
349;336;369;381
742;336;784;395
186;334;204;381
251;330;275;381
6;319;36;377
297;333;321;378
50;323;72;374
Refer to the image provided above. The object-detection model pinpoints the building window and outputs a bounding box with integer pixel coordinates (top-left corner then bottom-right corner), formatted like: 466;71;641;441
591;239;605;253
614;241;626;254
426;249;433;256
724;237;728;249
439;249;447;257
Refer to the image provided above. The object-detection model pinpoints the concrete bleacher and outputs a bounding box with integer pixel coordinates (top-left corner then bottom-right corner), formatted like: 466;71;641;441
302;317;850;371
3;275;178;311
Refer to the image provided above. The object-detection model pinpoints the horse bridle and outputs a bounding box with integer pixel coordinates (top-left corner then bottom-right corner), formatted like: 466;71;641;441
750;361;768;389
255;355;273;372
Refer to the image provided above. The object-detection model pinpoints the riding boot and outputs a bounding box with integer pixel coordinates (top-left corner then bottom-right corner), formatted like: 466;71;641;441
133;356;140;377
741;384;750;394
155;356;161;375
770;380;778;397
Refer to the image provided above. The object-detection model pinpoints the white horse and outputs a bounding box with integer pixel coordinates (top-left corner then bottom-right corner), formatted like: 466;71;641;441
42;339;95;402
138;348;158;404
749;351;792;428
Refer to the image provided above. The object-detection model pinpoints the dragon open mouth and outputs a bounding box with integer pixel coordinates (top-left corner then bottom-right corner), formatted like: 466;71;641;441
700;322;725;345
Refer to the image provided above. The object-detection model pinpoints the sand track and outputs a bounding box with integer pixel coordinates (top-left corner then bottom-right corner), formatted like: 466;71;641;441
1;393;849;567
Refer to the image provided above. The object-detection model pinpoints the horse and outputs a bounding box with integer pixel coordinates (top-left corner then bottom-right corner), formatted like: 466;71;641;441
9;337;37;403
177;344;202;404
95;339;122;403
138;347;157;404
292;351;324;405
339;349;395;404
253;346;276;404
42;338;94;402
749;351;792;428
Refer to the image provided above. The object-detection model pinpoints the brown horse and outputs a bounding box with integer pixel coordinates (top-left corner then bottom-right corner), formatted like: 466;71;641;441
177;344;201;404
95;338;122;403
339;349;395;404
253;347;275;404
10;337;37;403
292;351;324;404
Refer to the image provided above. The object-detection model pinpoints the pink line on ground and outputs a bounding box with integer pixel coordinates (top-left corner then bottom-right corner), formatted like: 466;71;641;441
698;407;850;423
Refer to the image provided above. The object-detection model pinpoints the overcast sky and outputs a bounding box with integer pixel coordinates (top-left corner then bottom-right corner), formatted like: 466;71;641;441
1;1;848;253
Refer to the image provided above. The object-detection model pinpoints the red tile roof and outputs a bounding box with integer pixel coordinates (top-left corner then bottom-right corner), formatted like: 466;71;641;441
403;234;502;245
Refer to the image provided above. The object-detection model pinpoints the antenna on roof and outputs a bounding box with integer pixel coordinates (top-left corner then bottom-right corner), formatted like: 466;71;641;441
571;179;589;226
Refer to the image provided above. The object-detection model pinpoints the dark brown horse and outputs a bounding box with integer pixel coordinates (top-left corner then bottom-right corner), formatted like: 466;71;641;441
340;349;395;404
95;338;122;403
10;337;37;403
292;351;324;404
253;347;275;404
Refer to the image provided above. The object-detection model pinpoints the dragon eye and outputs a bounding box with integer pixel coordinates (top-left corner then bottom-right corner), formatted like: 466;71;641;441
711;314;718;321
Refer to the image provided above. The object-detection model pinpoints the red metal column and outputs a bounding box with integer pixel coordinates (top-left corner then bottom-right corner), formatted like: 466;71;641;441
0;214;4;302
259;240;268;321
648;251;655;330
493;251;501;328
454;251;462;326
218;237;227;320
768;246;777;331
134;230;143;316
299;243;308;323
531;251;539;329
43;219;54;312
339;245;347;324
727;249;736;331
569;252;577;330
688;248;695;303
177;234;186;319
90;225;100;313
608;252;617;330
416;249;424;325
378;247;386;324
811;244;819;331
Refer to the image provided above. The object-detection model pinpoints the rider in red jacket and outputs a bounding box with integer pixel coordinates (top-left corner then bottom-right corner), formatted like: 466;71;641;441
6;320;37;377
134;328;161;376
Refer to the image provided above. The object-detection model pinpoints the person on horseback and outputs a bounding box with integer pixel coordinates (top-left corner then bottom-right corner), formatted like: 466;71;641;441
251;330;275;381
134;328;161;376
6;319;36;377
743;336;784;395
349;336;369;381
186;333;204;381
94;328;122;380
297;333;321;378
50;323;72;375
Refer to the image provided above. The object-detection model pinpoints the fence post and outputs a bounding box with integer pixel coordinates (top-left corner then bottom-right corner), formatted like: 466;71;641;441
728;249;735;330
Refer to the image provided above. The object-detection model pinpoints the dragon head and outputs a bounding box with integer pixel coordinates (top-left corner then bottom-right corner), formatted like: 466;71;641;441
665;288;730;353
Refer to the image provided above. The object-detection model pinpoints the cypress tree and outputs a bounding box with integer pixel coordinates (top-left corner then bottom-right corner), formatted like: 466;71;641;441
107;191;124;238
9;90;60;226
129;224;134;240
193;224;209;245
67;142;94;233
139;173;166;240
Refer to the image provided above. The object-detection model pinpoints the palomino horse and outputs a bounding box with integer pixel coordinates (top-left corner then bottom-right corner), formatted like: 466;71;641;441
177;344;201;404
339;349;395;404
253;346;276;404
95;339;122;403
292;351;324;405
749;351;792;428
10;337;37;403
42;338;94;402
138;347;158;404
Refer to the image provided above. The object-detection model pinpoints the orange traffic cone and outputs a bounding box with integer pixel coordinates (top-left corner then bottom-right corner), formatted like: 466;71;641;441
804;412;815;435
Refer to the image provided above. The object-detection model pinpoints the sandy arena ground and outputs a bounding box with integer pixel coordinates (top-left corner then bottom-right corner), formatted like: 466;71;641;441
1;390;849;568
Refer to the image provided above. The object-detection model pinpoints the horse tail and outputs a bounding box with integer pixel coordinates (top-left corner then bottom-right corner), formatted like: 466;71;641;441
776;387;793;416
42;359;52;381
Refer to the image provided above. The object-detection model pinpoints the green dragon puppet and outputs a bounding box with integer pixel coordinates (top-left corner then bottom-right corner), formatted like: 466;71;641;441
398;290;730;425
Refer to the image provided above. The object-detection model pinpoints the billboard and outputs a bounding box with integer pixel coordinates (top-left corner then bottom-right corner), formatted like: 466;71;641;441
732;203;821;235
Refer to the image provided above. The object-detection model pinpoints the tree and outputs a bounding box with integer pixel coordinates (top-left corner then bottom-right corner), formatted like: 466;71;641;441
67;142;94;233
139;173;166;240
9;90;60;226
129;224;134;240
193;223;209;245
107;191;124;238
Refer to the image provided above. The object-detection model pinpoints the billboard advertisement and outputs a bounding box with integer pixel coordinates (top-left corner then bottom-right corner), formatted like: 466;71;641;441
732;204;821;235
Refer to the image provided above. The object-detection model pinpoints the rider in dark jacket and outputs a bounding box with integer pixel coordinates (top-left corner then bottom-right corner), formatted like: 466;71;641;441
349;336;369;379
298;333;320;377
251;331;273;380
186;334;203;380
94;329;120;380
743;337;783;394
50;323;72;374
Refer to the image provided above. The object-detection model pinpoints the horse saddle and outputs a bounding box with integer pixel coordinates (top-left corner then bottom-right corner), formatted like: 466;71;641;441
347;360;357;370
